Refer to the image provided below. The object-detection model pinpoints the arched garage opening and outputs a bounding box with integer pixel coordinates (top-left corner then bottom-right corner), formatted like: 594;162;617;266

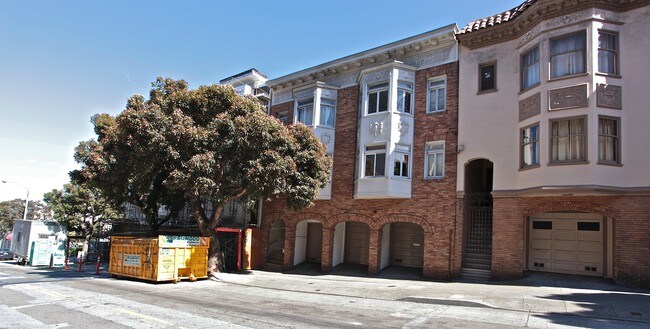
379;222;424;273
331;221;370;270
293;220;323;266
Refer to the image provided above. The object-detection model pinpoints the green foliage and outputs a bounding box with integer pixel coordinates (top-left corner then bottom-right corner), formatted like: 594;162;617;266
74;77;331;272
0;199;48;239
44;182;120;239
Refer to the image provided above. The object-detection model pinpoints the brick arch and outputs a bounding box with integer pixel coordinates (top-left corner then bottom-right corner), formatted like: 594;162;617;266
325;213;374;229
522;202;619;219
261;212;290;230
374;213;432;233
288;212;327;227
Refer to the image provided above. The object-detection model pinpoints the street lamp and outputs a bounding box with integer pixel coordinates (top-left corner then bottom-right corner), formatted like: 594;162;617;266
1;180;30;220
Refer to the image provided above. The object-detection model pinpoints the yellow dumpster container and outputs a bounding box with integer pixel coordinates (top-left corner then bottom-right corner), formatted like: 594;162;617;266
109;235;210;282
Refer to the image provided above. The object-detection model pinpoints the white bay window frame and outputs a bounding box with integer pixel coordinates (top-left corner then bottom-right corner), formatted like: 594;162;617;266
296;98;314;125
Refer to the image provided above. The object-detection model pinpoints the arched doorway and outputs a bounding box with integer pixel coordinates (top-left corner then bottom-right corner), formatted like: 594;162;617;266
267;220;285;266
294;220;323;266
462;159;494;278
331;221;370;269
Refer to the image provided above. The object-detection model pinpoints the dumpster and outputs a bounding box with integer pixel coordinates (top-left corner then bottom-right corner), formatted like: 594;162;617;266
109;235;209;282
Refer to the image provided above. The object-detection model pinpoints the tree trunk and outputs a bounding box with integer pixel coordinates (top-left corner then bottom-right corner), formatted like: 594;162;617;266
188;197;224;276
81;236;91;263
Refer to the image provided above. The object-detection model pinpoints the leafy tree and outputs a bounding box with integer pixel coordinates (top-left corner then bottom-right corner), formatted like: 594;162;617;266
44;183;120;261
0;199;49;240
75;78;331;274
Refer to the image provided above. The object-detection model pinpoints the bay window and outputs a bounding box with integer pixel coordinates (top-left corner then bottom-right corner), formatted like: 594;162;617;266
393;145;410;178
550;117;586;163
364;145;386;177
598;116;620;164
320;98;336;127
598;31;618;75
550;31;586;79
296;99;314;125
367;82;389;114
396;82;412;114
521;124;539;168
521;46;540;90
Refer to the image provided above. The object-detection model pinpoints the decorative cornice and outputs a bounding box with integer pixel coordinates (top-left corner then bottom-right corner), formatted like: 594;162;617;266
268;24;458;90
457;0;650;50
487;185;650;197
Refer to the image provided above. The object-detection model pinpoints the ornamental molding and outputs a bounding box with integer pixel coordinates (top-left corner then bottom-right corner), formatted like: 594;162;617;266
320;132;332;146
321;88;338;99
397;70;415;82
398;120;410;137
519;92;541;122
403;45;455;69
549;84;589;111
293;88;316;100
545;11;587;28
363;70;391;85
273;90;293;104
596;84;622;109
369;122;384;136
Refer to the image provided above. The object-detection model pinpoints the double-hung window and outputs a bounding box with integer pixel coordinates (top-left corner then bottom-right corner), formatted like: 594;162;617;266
296;99;314;125
521;47;540;90
393;145;410;178
427;78;446;113
425;141;444;178
367;82;389;114
320;98;336;128
598;116;620;164
521;124;540;168
396;82;412;114
479;62;496;92
364;145;386;177
550;117;586;162
550;31;586;79
598;31;618;75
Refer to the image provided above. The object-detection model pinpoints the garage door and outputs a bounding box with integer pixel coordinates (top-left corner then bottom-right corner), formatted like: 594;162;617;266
529;213;603;276
345;222;369;265
390;223;424;268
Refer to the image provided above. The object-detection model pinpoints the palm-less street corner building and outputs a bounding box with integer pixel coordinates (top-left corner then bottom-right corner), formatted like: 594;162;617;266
252;0;650;287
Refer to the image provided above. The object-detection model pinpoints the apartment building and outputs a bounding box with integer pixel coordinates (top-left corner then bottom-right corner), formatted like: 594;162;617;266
456;0;650;286
261;24;462;279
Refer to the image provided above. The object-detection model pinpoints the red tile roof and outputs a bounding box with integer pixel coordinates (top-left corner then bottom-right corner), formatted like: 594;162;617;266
459;0;538;34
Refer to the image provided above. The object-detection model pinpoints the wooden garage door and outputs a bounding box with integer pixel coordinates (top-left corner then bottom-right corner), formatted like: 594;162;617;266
529;213;603;276
345;222;369;265
390;223;424;268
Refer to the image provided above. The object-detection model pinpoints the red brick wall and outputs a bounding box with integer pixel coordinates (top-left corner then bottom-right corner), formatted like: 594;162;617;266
263;62;461;280
490;195;650;287
269;101;293;125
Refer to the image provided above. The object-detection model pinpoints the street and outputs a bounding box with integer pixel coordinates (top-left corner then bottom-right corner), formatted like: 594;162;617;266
1;261;649;329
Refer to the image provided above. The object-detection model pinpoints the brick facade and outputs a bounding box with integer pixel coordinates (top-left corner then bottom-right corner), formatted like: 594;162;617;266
262;62;461;279
485;194;650;287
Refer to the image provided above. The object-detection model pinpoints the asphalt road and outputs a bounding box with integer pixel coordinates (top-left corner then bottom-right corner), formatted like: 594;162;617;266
0;261;647;328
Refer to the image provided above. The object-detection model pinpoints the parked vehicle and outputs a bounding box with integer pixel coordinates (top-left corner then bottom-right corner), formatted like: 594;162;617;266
0;248;14;260
10;220;66;265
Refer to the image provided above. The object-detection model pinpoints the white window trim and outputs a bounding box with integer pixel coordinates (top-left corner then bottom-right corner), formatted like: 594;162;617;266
366;82;390;116
295;98;314;126
426;76;447;113
396;81;413;115
363;143;387;178
424;141;445;179
318;98;336;128
393;145;411;179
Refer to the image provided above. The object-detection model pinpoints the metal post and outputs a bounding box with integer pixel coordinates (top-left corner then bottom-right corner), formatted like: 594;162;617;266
95;254;101;275
78;252;83;272
64;238;70;270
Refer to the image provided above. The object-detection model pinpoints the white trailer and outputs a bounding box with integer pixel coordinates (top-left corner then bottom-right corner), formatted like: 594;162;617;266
10;220;66;265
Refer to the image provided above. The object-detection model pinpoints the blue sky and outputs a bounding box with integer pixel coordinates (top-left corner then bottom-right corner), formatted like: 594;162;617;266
0;0;523;202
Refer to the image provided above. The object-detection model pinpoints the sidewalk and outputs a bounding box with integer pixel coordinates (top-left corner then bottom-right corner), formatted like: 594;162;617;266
213;266;650;326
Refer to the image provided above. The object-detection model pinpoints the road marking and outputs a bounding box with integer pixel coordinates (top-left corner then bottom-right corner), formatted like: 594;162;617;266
6;282;252;328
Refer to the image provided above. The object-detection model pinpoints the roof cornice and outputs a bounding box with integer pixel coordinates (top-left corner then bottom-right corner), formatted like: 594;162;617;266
268;24;458;89
457;0;650;50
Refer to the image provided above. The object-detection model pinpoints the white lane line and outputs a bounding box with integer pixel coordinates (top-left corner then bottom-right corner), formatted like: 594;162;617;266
7;282;251;329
